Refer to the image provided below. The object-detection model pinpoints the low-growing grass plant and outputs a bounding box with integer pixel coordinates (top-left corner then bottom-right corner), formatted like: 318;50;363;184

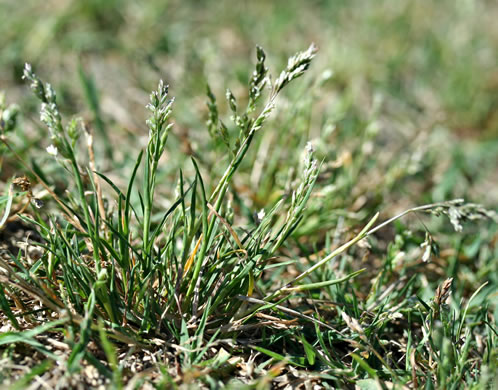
0;41;497;389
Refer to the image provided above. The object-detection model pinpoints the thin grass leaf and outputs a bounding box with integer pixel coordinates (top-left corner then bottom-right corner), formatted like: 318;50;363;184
67;290;96;373
250;345;307;368
456;281;489;340
281;268;366;293
350;353;379;380
185;158;209;302
0;318;67;360
98;319;123;390
298;333;316;366
0;284;20;329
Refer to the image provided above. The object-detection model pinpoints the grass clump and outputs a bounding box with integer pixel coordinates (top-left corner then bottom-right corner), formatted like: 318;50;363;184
0;41;497;389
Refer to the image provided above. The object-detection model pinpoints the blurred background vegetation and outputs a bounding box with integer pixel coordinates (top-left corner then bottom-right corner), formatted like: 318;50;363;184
1;0;497;191
1;0;497;303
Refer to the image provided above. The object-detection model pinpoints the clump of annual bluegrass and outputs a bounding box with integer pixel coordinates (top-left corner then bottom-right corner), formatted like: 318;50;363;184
0;45;322;341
